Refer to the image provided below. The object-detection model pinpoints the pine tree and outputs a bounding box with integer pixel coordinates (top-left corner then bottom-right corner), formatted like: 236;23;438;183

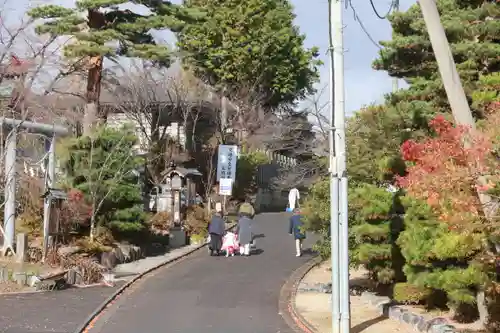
346;0;499;188
60;125;146;239
314;1;500;322
272;110;315;159
28;1;202;133
350;184;405;284
397;196;486;310
373;0;500;117
395;113;499;318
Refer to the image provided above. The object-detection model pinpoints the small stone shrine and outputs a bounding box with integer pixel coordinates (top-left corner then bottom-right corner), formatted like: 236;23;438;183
158;164;202;248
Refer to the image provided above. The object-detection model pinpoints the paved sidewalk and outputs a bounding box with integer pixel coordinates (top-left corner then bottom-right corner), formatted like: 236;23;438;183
113;243;204;278
0;242;209;333
295;262;412;333
0;283;125;333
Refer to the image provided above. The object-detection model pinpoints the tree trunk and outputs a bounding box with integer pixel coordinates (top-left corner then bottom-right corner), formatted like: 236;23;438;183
90;215;96;242
83;9;106;136
477;176;499;220
477;291;488;329
83;102;99;136
89;199;97;242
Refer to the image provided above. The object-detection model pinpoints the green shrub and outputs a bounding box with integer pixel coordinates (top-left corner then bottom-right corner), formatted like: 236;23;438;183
349;184;405;285
74;236;112;254
312;228;331;260
184;205;209;236
232;151;270;200
393;282;431;305
398;196;487;309
190;233;206;244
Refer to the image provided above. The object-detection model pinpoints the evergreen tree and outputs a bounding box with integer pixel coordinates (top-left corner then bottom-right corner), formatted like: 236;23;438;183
395;113;499;318
350;184;405;284
176;0;321;109
272;110;315;159
348;0;500;188
302;177;330;259
303;181;406;284
306;1;500;323
397;197;486;308
373;0;500;118
346;104;421;186
60;125;146;239
233;151;270;200
28;1;202;132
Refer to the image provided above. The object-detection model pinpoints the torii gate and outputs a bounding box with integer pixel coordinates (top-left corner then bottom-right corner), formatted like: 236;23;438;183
0;117;69;256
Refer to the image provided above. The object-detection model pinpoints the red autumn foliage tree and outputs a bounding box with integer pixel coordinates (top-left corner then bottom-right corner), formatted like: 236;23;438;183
397;115;498;231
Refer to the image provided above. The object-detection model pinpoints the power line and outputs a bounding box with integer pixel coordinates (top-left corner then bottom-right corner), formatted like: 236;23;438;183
348;0;382;49
369;0;396;19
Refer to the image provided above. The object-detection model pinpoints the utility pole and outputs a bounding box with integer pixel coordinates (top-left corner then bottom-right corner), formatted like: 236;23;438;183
418;0;475;128
329;0;350;332
332;0;350;331
418;0;499;219
392;0;399;93
328;0;341;331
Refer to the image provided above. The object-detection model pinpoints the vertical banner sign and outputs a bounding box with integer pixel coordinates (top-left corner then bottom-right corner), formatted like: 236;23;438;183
217;145;238;181
219;178;233;195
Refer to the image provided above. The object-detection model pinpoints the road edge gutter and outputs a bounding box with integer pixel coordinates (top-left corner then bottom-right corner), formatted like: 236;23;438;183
279;255;321;333
74;223;236;333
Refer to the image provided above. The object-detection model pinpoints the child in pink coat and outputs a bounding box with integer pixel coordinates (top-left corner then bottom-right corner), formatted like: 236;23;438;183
221;231;239;257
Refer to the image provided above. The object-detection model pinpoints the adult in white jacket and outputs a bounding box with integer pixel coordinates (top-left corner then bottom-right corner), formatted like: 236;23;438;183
288;187;300;210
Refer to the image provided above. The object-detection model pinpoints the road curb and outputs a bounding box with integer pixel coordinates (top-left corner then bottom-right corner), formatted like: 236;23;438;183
281;260;459;333
279;255;321;333
74;223;236;333
359;291;458;333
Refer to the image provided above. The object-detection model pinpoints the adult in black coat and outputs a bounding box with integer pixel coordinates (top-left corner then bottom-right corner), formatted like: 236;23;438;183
208;211;225;256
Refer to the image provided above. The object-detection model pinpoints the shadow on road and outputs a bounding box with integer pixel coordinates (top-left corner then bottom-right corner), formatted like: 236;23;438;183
301;248;318;257
351;315;387;333
253;233;265;239
250;248;265;255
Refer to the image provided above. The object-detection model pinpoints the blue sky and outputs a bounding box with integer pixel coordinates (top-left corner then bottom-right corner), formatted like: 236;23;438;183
292;0;416;113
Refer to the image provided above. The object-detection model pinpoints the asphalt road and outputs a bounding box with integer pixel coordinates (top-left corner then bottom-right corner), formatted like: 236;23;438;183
88;212;315;333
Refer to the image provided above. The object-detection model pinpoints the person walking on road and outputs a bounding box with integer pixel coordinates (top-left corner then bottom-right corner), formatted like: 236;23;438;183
208;203;225;256
236;213;253;256
238;199;256;218
289;208;306;257
288;187;300;211
238;199;257;248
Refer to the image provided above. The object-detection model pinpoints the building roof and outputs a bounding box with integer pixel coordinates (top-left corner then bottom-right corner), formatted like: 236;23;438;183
47;61;238;112
161;166;203;179
1;59;239;124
